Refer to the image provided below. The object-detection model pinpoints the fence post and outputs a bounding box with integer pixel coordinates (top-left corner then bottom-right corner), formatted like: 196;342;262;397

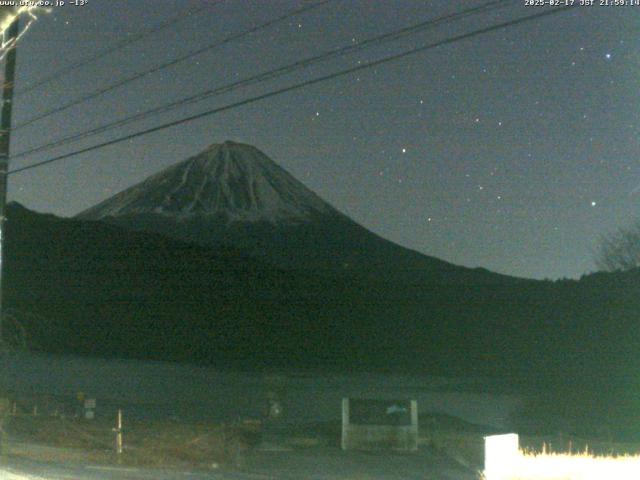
114;409;123;455
0;398;9;455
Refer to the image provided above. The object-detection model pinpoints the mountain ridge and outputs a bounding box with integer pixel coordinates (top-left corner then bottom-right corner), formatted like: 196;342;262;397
7;201;640;378
76;141;521;285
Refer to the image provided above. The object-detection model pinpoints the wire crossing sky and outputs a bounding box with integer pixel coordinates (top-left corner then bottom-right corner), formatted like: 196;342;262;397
9;6;573;175
10;0;518;160
14;1;218;95
6;0;640;280
12;0;332;129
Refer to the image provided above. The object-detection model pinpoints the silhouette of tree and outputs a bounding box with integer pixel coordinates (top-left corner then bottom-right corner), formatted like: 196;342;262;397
595;221;640;272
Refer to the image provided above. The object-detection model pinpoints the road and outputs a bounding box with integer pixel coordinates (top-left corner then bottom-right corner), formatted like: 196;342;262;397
0;445;479;480
1;457;269;480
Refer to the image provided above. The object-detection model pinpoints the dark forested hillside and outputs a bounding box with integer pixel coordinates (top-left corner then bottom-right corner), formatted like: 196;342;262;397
5;202;640;415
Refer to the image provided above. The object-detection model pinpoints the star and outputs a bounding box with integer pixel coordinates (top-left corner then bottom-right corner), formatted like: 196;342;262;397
605;53;612;60
401;148;407;153
591;201;597;207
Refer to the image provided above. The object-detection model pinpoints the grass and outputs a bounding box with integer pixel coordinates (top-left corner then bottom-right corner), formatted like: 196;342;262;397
482;450;640;480
421;424;640;479
481;435;640;480
4;414;261;469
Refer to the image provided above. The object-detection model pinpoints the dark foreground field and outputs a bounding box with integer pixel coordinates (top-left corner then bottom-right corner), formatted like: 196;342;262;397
5;412;640;480
3;413;480;480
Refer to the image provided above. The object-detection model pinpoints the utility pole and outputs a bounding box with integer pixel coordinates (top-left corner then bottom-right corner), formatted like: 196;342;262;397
0;16;19;345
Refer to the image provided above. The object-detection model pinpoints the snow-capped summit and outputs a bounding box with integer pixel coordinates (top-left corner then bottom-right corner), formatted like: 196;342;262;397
78;141;337;224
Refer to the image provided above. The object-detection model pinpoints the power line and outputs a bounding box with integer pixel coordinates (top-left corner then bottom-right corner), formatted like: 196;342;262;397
15;1;220;96
9;5;574;176
12;0;515;160
13;0;334;130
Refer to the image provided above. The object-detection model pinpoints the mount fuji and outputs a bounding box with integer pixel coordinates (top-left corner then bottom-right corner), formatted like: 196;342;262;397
78;141;338;224
77;141;511;284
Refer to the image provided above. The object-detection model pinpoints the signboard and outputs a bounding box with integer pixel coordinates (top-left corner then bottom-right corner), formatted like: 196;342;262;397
484;433;520;475
341;398;418;451
349;399;412;426
84;398;96;420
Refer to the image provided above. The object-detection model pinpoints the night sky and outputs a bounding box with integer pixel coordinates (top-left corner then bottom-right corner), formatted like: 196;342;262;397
5;0;639;280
